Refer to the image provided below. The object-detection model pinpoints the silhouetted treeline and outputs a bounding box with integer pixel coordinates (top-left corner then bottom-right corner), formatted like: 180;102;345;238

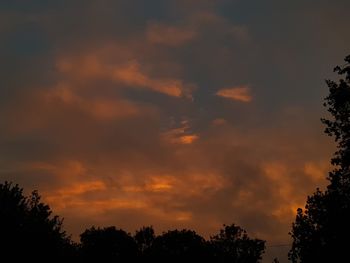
0;181;265;262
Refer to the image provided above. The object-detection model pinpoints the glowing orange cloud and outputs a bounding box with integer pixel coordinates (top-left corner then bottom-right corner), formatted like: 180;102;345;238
112;61;185;97
178;134;199;144
216;86;252;102
161;120;199;145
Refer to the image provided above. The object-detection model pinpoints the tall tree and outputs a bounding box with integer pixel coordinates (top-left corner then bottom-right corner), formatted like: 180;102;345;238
289;55;350;263
0;181;74;262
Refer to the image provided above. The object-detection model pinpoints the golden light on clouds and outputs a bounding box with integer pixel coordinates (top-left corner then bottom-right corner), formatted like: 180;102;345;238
113;61;185;97
145;176;174;192
55;180;106;196
161;120;199;145
216;86;252;102
178;134;199;144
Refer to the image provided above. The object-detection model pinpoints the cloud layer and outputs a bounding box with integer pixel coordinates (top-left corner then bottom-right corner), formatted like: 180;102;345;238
1;1;349;262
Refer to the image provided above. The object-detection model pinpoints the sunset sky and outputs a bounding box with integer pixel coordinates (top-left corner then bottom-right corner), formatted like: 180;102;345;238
1;1;349;262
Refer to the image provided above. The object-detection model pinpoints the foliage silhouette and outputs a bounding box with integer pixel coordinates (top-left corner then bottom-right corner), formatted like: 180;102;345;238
78;224;265;262
209;224;266;263
0;181;74;262
134;226;156;259
289;55;350;262
150;229;208;261
80;226;137;262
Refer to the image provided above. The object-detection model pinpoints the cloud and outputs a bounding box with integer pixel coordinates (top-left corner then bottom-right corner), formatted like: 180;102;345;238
216;86;252;102
212;118;227;126
112;61;194;98
146;23;197;46
161;120;199;145
45;84;148;120
55;51;195;99
2;2;348;262
0;78;333;255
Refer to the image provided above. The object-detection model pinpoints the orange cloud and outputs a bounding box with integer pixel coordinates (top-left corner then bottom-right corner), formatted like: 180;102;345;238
121;172;226;199
56;53;194;98
304;161;330;182
112;61;188;97
52;180;106;197
45;84;147;120
144;176;175;192
161;120;199;145
178;134;199;144
146;23;197;46
212;118;227;126
216;86;252;102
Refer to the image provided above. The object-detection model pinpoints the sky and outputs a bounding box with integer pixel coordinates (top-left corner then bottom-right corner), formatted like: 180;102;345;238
0;1;349;262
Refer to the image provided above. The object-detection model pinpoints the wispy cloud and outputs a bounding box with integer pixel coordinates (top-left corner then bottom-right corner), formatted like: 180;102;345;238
161;120;199;145
113;61;193;98
216;86;252;102
56;53;195;99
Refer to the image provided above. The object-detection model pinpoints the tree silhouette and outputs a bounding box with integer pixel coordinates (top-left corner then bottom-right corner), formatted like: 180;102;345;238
150;229;208;261
289;55;350;262
0;181;267;262
78;225;265;262
0;181;74;262
209;224;265;263
79;226;137;262
134;226;155;259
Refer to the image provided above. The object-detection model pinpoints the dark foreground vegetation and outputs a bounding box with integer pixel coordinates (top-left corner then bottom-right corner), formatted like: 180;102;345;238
0;181;265;262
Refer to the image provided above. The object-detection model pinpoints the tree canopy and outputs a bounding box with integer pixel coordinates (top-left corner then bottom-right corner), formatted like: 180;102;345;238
210;224;266;263
80;226;138;262
289;55;350;263
0;181;73;262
